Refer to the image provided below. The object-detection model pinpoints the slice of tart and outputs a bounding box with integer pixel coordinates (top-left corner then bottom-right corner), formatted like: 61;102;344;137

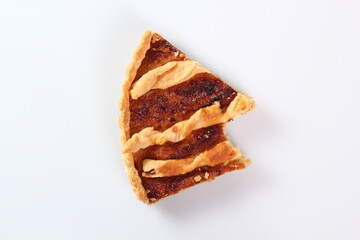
119;31;255;204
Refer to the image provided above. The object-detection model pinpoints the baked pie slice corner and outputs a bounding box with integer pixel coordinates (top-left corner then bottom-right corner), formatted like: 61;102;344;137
119;30;255;204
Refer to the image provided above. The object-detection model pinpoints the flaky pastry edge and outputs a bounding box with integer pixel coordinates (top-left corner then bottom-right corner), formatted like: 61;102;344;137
119;30;154;204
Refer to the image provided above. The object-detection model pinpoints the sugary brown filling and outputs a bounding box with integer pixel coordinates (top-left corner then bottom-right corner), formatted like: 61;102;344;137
134;124;226;161
133;34;186;82
129;73;237;136
144;160;246;202
133;125;243;202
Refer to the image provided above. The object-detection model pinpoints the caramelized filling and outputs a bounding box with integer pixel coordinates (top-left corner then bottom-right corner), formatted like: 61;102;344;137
144;160;246;202
134;34;187;82
130;73;237;136
133;124;238;202
134;124;226;160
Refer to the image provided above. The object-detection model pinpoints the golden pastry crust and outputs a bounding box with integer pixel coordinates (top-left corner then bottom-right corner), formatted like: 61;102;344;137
130;60;208;99
119;30;155;204
123;93;255;154
142;141;244;177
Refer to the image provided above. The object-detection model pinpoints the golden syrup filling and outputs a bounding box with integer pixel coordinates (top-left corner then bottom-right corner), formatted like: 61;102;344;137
129;73;236;136
132;125;246;202
133;34;186;82
144;160;247;202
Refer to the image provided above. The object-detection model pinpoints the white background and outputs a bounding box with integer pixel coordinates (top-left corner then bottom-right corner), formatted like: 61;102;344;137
1;0;359;239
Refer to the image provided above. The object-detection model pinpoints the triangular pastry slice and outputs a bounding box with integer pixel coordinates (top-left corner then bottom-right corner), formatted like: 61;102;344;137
119;31;255;204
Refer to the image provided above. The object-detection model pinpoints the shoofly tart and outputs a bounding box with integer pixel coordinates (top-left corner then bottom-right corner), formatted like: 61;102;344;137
119;31;255;204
